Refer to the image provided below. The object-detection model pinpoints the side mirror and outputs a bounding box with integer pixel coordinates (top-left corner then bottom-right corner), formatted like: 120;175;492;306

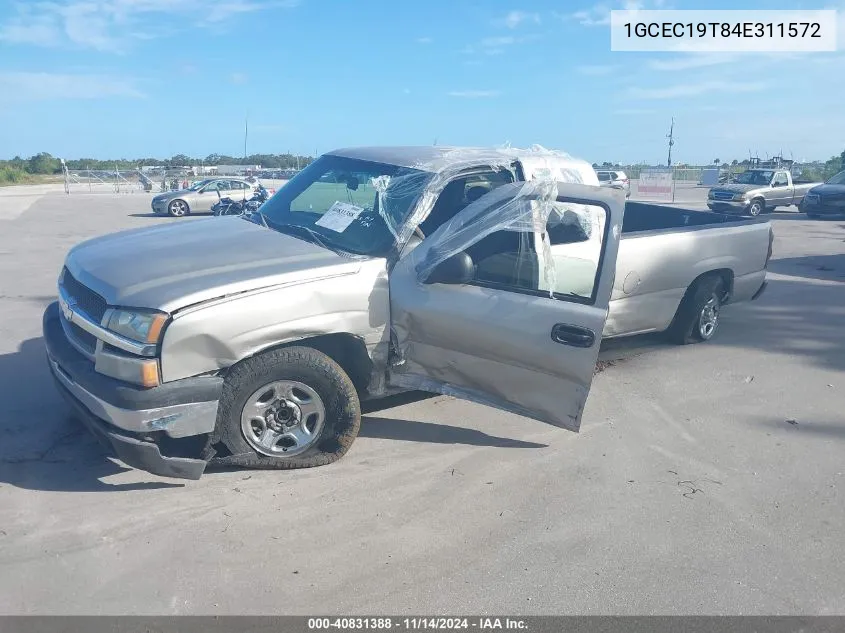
423;252;475;285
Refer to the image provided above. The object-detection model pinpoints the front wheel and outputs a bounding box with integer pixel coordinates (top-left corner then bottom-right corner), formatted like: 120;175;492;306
168;199;189;217
208;346;361;470
667;276;725;345
747;198;764;217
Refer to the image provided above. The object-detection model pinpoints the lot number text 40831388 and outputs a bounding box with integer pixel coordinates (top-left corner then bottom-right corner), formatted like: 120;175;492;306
307;618;528;630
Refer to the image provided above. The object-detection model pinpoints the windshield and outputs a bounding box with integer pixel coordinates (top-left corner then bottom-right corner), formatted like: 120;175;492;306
256;154;433;257
188;179;213;191
734;170;774;185
826;170;845;185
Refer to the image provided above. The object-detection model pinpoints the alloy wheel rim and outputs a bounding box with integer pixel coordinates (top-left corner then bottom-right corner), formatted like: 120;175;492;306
698;295;720;339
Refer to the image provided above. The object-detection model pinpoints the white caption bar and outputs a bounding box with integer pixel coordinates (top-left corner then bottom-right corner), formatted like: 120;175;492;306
610;10;837;52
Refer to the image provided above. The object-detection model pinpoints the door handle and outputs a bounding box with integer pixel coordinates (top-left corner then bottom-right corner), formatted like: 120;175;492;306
551;323;596;348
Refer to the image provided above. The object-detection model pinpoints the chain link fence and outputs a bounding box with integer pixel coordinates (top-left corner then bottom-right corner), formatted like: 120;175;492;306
62;167;302;194
615;161;822;185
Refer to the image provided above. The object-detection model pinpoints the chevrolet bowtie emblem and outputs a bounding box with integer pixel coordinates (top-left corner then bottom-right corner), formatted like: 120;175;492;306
60;297;75;321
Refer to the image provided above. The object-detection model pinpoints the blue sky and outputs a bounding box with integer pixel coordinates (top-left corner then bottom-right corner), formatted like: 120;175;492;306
0;0;842;164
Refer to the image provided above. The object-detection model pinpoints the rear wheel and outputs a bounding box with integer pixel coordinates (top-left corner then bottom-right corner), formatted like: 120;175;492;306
667;276;725;345
208;346;361;470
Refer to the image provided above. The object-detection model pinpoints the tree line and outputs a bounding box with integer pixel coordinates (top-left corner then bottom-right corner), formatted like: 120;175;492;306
0;152;315;176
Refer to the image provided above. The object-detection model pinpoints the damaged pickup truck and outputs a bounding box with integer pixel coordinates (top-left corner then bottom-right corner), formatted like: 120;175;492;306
44;146;772;480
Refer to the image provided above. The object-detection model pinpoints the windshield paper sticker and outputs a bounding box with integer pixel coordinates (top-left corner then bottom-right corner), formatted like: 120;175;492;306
315;201;365;232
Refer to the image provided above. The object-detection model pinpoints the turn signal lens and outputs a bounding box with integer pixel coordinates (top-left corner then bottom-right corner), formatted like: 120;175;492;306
140;360;160;387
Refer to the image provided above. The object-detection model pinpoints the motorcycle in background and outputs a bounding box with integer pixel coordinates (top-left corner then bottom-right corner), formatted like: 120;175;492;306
212;183;271;217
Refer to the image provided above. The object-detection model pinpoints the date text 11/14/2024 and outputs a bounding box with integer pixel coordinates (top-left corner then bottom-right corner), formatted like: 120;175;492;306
308;618;528;630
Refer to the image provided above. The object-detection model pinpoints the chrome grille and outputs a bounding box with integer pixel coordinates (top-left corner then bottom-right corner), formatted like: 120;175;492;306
59;311;97;358
713;191;735;201
61;267;107;323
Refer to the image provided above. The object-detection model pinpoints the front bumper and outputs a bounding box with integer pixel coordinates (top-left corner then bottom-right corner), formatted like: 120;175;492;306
43;302;222;479
800;202;845;216
707;200;749;214
151;199;167;214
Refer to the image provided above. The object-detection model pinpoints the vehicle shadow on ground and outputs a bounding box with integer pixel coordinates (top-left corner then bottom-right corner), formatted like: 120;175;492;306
360;392;547;448
128;213;161;218
360;417;548;449
712;275;845;373
751;417;845;440
603;275;845;374
0;337;182;492
768;254;845;282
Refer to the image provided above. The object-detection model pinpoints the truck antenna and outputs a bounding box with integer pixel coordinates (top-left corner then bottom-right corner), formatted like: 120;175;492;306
666;117;675;167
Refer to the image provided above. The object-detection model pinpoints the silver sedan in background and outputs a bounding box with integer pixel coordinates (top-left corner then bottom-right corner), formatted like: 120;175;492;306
151;178;259;217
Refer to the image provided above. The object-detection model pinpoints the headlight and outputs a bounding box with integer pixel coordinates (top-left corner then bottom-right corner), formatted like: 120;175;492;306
107;309;168;344
708;191;715;199
733;193;746;201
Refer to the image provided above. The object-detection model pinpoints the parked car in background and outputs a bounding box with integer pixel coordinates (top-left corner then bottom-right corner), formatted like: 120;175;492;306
596;170;630;198
707;168;822;216
800;170;845;219
151;178;260;217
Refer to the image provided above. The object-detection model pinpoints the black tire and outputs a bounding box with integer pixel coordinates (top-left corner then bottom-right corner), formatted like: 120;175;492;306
168;199;190;217
207;346;361;470
666;275;725;345
748;198;764;217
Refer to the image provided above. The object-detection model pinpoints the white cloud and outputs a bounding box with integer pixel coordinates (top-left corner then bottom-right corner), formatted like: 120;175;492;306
0;72;146;102
0;16;61;46
647;53;737;71
496;10;541;29
416;36;432;44
627;81;766;100
448;90;501;98
559;0;664;27
204;0;290;24
230;72;248;84
468;33;540;55
576;64;617;75
0;0;296;51
561;4;612;26
480;35;516;47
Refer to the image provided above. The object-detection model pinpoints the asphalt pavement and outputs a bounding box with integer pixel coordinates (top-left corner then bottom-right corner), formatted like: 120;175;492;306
0;185;843;615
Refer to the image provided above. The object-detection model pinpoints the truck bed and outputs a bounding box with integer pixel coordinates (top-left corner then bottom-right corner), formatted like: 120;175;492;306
622;201;762;234
603;201;770;339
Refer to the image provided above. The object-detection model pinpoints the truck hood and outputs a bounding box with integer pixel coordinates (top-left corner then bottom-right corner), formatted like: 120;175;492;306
65;217;364;313
711;183;757;195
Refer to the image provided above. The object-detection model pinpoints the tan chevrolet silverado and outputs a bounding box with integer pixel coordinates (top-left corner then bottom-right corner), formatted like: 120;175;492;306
44;146;772;479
